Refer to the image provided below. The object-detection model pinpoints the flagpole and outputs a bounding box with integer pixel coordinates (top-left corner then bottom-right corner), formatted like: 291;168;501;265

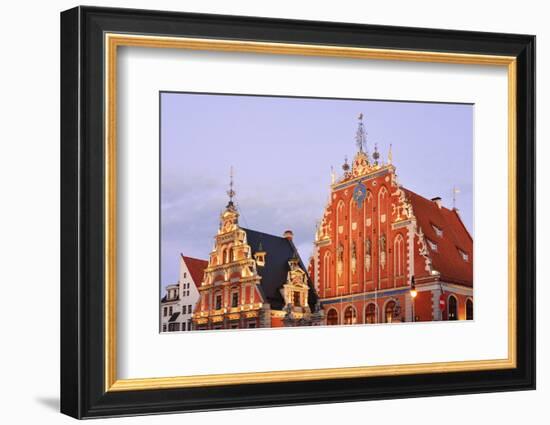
452;186;460;209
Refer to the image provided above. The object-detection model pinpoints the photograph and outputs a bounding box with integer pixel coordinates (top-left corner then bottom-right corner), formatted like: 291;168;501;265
58;5;536;419
159;92;474;332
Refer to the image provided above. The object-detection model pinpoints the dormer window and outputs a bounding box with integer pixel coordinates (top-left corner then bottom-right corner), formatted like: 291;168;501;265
431;224;443;237
254;243;266;267
458;248;469;262
254;252;266;266
427;239;438;252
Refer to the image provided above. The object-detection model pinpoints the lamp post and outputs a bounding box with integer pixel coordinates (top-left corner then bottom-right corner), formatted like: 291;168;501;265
410;276;417;322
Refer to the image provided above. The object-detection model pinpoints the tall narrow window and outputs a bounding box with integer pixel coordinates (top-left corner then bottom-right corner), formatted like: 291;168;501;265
393;234;404;277
365;303;377;324
293;291;301;306
385;301;396;323
448;295;458;320
466;299;473;320
224;248;230;264
323;251;331;290
326;309;339;325
231;292;239;307
215;294;222;310
344;306;357;325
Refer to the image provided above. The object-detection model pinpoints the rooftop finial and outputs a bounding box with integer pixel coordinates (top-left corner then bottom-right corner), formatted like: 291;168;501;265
452;186;460;210
227;166;236;205
342;156;350;172
388;143;393;164
373;142;380;165
355;113;367;153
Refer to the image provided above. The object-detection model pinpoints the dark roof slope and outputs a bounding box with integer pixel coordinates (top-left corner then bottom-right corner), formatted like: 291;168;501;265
242;228;318;310
403;188;473;286
180;255;208;287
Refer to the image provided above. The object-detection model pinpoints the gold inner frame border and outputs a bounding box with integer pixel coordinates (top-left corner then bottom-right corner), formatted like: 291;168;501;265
104;33;517;392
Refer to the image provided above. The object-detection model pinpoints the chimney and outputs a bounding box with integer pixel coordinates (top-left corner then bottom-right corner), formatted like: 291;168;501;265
283;230;294;240
431;197;442;209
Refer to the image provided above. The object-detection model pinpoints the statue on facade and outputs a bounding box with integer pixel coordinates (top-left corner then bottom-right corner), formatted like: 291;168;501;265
380;234;387;269
337;243;344;277
365;238;372;272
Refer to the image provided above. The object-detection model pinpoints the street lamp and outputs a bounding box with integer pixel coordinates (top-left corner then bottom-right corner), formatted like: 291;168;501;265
410;276;417;322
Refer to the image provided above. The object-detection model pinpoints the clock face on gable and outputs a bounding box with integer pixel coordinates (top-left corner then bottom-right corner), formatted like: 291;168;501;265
353;181;367;208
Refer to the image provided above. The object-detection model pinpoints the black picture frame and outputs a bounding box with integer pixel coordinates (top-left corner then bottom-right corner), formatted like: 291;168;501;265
61;5;535;419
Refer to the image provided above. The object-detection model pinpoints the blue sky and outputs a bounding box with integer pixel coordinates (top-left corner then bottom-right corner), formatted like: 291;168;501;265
160;92;473;294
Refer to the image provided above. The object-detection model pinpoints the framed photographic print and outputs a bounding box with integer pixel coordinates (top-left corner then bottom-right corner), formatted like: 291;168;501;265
60;6;535;419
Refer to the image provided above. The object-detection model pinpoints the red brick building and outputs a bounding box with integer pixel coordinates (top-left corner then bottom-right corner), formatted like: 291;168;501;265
310;115;473;325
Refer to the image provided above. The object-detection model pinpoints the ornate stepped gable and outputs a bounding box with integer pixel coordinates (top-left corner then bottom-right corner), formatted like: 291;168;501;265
192;171;321;329
312;114;473;324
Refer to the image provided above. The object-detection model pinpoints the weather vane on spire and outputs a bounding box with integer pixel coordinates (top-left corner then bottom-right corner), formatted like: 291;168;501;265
355;113;367;153
227;166;236;203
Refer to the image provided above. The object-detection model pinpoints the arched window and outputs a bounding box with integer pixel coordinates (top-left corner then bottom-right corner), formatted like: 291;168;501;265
225;245;233;263
326;309;339;326
448;295;458;320
344;306;357;325
365;303;377;324
378;186;388;200
466;298;473;320
385;300;396;323
393;234;404;277
323;251;331;289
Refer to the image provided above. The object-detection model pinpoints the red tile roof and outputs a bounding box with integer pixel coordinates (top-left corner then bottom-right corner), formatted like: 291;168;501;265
403;188;473;287
180;255;208;287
